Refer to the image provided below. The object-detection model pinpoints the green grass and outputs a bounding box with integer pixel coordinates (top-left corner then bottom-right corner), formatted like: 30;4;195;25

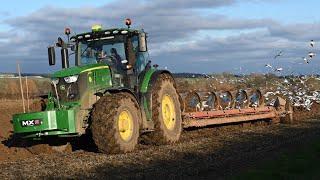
234;141;320;179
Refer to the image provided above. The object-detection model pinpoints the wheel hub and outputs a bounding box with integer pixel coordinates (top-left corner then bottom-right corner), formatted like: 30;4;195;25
162;95;176;130
118;110;133;141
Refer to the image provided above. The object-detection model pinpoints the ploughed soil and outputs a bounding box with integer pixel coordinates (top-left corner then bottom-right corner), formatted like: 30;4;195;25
1;100;320;179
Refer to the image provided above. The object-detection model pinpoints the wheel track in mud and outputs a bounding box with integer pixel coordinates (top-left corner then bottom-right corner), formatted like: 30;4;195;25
1;118;320;179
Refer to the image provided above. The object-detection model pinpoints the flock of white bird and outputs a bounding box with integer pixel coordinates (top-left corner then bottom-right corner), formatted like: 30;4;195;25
264;88;320;111
179;72;320;111
178;40;320;112
261;40;320;111
265;40;317;73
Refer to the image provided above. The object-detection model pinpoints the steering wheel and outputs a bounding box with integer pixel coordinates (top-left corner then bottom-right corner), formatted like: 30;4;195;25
97;55;117;67
80;50;94;64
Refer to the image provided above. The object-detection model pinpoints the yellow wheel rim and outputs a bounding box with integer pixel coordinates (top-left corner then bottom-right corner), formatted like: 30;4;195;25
118;110;133;141
162;94;176;130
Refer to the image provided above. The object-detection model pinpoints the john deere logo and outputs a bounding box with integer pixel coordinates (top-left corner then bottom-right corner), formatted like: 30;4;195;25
60;85;65;90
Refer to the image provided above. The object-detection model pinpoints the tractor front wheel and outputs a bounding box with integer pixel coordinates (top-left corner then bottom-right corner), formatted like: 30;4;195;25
91;92;140;154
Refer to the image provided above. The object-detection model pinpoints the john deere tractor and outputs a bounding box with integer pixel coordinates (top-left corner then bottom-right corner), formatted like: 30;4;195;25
12;19;182;153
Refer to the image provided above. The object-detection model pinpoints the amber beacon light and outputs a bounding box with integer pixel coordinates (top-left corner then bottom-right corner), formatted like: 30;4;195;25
126;18;131;28
65;28;70;35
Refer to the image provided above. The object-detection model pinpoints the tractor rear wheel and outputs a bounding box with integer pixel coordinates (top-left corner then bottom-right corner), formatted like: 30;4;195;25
91;92;140;154
147;73;182;145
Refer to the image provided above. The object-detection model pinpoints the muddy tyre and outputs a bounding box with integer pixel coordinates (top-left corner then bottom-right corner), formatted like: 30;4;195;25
91;92;140;154
147;73;182;145
30;98;48;112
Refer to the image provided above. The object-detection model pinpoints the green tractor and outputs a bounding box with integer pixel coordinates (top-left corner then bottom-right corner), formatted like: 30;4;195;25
12;19;182;153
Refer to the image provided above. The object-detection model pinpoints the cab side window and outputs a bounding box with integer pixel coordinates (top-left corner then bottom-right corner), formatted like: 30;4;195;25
132;35;149;74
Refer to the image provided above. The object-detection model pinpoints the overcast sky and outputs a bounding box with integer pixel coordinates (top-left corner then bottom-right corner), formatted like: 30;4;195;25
1;0;320;75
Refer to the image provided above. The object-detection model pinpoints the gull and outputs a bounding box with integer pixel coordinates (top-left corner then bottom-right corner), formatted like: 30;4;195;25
275;67;283;72
274;50;284;59
309;52;316;59
304;99;313;111
265;63;272;68
303;57;309;64
310;40;315;47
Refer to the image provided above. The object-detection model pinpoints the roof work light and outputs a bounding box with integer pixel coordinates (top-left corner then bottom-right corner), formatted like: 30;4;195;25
92;25;102;32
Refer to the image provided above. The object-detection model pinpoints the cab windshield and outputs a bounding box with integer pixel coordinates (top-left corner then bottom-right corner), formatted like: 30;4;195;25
77;35;126;66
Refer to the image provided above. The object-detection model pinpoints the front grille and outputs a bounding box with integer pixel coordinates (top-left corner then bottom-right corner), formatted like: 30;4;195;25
51;74;87;104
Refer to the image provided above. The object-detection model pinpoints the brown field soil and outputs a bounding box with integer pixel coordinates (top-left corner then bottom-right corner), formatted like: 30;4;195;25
1;100;320;179
0;100;33;161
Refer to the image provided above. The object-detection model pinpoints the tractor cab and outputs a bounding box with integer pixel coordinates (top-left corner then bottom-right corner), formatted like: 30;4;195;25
48;19;150;89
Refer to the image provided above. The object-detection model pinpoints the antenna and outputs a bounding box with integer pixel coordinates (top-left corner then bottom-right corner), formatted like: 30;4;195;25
17;63;25;113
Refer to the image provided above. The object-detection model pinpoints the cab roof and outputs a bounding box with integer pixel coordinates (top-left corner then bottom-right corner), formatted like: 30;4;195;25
70;27;139;42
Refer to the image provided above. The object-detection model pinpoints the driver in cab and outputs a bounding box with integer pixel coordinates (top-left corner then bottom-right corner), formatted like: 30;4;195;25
97;47;123;72
96;48;108;64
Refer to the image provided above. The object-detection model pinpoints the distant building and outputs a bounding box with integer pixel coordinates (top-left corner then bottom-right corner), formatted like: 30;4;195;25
0;73;44;78
28;76;43;78
0;73;16;78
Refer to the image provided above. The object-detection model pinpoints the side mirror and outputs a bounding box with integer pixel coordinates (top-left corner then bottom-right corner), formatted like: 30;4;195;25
61;48;69;68
48;47;56;66
138;32;147;52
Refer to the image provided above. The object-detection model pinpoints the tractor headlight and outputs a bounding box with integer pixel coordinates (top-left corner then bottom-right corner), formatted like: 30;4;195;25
64;75;79;83
51;78;60;85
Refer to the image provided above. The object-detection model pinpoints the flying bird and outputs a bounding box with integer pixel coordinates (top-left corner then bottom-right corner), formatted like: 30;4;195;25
265;63;272;68
309;52;316;59
274;50;284;59
310;40;315;47
275;67;283;72
303;57;309;64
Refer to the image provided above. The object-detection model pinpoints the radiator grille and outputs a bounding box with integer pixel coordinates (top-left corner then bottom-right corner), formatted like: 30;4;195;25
51;74;87;104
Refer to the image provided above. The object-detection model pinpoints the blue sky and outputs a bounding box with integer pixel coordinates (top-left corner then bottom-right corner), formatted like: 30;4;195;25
1;0;320;75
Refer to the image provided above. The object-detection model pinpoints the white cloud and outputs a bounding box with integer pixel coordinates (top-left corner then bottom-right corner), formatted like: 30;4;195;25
0;0;319;75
